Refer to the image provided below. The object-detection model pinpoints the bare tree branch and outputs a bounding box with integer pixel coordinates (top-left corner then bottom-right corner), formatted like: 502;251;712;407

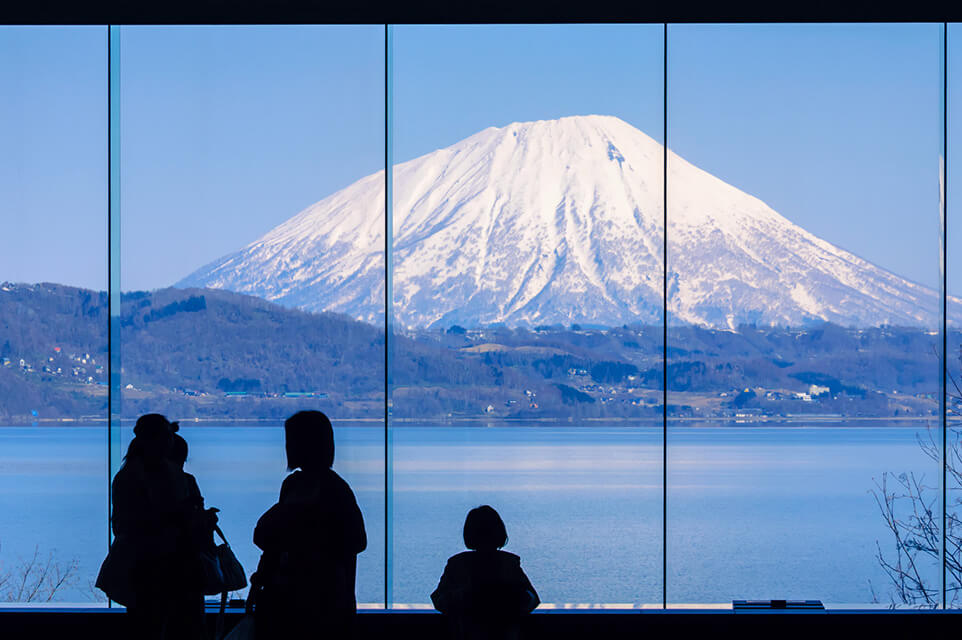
0;544;80;603
874;346;962;607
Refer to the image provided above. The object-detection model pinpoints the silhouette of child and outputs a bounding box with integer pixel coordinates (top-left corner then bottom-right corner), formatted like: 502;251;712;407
167;432;219;556
431;505;539;640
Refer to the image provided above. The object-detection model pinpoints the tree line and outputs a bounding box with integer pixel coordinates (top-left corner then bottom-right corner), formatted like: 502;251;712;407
0;282;948;423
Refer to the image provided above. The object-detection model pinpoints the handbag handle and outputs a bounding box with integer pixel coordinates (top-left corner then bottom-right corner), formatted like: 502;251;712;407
212;525;233;640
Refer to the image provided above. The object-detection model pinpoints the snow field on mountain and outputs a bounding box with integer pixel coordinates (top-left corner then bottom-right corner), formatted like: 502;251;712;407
180;115;959;329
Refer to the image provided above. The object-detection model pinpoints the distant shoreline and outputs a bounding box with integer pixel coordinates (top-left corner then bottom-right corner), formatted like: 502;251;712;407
0;416;955;428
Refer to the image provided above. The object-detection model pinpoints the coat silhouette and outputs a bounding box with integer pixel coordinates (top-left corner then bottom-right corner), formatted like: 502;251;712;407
252;411;367;640
432;506;539;640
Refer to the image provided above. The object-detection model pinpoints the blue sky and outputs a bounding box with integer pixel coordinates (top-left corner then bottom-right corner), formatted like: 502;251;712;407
1;27;107;289
0;23;954;294
670;24;944;295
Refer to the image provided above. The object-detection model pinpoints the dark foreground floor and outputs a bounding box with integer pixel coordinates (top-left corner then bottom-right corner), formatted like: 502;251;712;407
2;608;961;640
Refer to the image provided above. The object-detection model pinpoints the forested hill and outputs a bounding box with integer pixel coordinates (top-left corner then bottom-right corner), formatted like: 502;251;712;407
0;282;952;424
0;283;107;422
0;283;385;421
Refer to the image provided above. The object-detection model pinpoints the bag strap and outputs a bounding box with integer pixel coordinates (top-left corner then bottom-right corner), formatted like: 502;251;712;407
213;524;230;640
213;544;248;640
215;591;228;640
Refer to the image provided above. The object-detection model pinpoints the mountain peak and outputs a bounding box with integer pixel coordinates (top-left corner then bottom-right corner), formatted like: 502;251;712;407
179;115;952;330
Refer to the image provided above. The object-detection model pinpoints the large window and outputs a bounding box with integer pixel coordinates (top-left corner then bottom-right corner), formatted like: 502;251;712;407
0;26;107;604
111;25;386;605
667;24;944;607
2;21;962;611
389;24;664;607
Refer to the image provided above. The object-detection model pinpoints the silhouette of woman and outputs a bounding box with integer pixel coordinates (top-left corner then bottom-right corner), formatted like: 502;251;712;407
108;413;216;640
252;410;367;640
431;506;539;640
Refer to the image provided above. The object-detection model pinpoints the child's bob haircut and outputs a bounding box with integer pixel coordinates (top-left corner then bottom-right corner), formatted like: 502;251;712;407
168;433;189;467
285;410;334;471
463;505;508;551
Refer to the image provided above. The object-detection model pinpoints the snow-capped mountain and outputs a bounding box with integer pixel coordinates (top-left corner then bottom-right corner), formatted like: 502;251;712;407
179;115;953;330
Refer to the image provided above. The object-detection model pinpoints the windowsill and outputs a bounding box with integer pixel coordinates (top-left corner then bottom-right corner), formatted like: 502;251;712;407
3;605;962;615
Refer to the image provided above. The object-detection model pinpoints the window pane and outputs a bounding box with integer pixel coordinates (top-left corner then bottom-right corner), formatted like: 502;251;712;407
667;23;944;608
113;25;385;605
390;24;665;608
0;26;108;604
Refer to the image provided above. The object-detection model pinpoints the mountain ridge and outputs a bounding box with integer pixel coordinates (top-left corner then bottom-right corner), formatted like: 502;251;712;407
179;115;958;329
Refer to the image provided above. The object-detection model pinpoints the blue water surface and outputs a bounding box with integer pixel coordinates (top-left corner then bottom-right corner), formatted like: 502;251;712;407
0;423;944;607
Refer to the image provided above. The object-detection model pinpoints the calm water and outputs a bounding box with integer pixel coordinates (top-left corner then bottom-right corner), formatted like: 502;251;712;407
0;423;946;607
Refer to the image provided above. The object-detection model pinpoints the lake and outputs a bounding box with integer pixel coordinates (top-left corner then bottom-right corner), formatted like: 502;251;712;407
0;422;948;607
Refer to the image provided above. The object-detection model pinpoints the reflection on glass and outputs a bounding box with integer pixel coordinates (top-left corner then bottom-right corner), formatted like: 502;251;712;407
667;23;944;607
112;25;385;605
390;24;665;607
0;26;108;603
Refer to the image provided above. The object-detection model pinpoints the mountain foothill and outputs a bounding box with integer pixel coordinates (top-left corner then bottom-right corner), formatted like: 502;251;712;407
0;283;948;424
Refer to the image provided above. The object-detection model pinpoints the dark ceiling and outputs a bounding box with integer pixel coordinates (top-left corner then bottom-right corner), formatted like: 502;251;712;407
5;0;962;25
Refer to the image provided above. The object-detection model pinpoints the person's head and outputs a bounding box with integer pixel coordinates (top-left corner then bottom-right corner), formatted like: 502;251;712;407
463;505;508;551
125;413;177;466
168;433;188;469
284;410;334;471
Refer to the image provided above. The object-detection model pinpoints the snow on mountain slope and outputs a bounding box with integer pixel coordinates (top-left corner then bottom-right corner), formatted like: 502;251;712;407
179;115;954;329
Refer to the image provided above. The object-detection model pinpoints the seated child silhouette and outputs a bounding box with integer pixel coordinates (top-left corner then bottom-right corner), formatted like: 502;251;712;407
431;506;539;640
